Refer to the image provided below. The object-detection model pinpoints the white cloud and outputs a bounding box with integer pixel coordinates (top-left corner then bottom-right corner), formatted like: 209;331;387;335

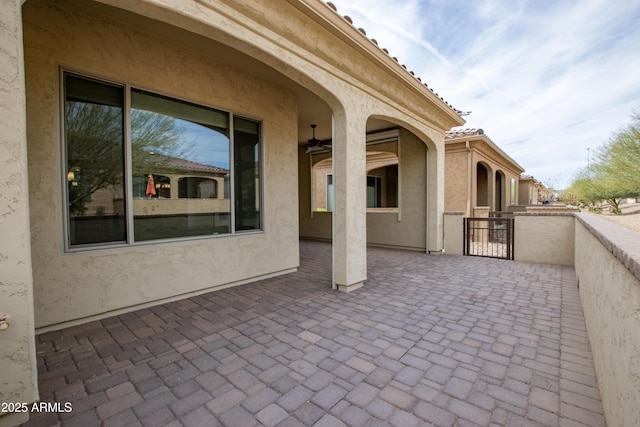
329;0;640;188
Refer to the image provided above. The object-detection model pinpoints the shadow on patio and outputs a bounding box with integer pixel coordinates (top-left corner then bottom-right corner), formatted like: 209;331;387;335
23;240;605;426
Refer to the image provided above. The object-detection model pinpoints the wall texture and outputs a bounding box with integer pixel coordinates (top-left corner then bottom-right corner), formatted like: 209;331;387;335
574;213;640;427
443;212;464;255
514;214;575;266
23;0;299;329
0;0;39;422
444;148;469;214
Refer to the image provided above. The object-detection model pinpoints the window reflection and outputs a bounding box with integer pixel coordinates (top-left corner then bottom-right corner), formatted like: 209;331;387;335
131;90;231;241
63;73;263;248
64;75;126;246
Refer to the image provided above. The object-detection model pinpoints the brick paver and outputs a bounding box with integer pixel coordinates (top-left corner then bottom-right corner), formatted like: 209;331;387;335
22;240;605;426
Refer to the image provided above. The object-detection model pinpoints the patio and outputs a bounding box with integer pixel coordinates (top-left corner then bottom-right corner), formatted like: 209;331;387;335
23;240;605;427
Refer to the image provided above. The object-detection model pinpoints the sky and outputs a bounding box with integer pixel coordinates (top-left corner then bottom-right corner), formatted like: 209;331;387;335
329;0;640;189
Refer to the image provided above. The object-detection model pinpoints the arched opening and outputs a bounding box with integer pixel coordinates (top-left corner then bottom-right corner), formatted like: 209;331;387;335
477;163;489;206
308;150;399;212
178;177;218;199
495;170;505;211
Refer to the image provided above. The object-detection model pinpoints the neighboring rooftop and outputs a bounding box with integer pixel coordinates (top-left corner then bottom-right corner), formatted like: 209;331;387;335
444;127;525;173
145;152;228;174
445;128;485;139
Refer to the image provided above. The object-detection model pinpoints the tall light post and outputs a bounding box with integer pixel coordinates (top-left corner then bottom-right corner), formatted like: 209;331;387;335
587;147;591;175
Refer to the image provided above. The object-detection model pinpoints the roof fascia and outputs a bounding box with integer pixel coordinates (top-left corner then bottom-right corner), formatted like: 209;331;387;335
286;0;464;127
447;135;524;173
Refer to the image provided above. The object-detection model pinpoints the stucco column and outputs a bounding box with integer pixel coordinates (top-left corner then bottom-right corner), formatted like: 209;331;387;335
487;168;496;212
427;137;445;253
0;1;39;425
332;111;367;292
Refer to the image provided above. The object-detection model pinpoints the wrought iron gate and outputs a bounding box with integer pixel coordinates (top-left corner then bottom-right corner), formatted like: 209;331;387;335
463;215;514;260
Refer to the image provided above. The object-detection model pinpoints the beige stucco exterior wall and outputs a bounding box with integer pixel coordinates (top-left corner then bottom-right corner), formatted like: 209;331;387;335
444;148;469;215
473;151;521;211
519;179;538;205
443;212;464;255
513;214;575;265
0;0;39;423
23;1;299;328
445;137;523;215
574;214;640;427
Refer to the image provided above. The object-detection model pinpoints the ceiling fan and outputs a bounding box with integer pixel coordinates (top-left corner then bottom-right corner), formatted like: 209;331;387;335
305;124;331;154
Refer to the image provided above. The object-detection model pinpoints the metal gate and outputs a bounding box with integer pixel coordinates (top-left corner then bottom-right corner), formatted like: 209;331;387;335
463;214;514;260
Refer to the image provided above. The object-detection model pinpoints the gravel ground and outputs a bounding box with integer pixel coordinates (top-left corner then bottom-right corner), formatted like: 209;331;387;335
599;202;640;233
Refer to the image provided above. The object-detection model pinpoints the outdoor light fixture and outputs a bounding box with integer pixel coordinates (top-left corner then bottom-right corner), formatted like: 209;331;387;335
67;168;79;186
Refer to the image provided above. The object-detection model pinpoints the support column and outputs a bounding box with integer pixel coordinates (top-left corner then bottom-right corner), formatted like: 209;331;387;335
0;2;39;426
487;167;496;212
332;111;367;292
426;135;445;253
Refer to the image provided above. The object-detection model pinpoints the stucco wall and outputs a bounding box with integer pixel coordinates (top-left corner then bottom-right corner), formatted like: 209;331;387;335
444;150;469;215
443;212;464;255
574;213;640;427
0;0;39;421
23;0;299;329
513;214;575;266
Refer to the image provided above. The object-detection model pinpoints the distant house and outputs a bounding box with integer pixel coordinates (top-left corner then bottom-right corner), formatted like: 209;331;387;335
519;173;543;206
444;128;525;217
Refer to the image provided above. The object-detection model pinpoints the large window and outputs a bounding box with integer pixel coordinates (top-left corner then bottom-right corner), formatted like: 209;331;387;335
510;177;517;206
63;72;262;249
367;176;382;208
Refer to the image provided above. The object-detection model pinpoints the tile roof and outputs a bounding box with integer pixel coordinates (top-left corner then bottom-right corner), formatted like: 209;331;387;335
445;128;485;139
145;152;228;174
323;1;468;117
444;128;525;173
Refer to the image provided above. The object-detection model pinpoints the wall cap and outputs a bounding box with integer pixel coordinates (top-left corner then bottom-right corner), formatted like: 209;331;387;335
444;211;464;215
576;212;640;283
514;212;575;217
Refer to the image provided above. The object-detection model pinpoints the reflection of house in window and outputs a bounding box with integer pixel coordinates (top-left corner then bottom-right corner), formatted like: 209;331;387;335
139;152;229;201
133;174;171;198
179;177;218;199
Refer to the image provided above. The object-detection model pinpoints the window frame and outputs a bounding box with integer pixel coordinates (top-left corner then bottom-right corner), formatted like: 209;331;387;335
60;69;264;252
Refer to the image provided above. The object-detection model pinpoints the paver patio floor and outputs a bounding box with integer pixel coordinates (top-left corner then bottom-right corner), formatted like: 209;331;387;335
23;240;606;426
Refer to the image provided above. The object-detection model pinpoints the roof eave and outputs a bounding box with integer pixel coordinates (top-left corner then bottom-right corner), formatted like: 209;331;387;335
287;0;465;127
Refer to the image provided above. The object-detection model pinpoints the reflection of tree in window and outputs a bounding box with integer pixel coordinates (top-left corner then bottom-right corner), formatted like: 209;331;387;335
65;74;127;245
66;89;185;215
65;88;124;217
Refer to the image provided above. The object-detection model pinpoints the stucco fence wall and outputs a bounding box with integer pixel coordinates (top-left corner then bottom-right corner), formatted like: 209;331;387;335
513;213;575;266
574;214;640;427
443;211;640;427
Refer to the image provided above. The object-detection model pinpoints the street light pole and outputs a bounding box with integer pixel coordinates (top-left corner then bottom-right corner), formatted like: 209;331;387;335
587;147;590;174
